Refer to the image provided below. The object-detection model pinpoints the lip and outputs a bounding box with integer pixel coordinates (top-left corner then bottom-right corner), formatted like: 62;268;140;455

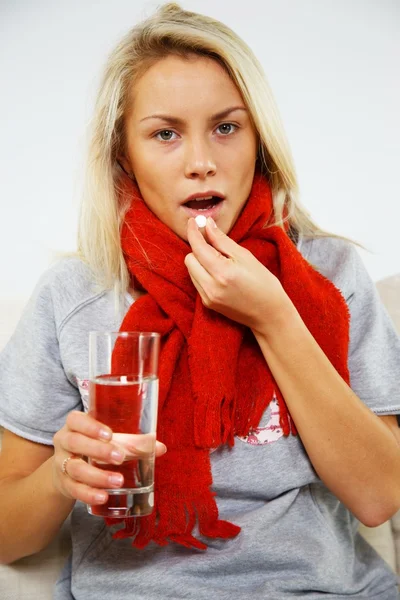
181;190;226;220
181;201;224;219
182;190;225;204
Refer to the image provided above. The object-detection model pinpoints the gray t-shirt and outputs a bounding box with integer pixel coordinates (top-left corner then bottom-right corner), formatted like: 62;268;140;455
1;236;400;599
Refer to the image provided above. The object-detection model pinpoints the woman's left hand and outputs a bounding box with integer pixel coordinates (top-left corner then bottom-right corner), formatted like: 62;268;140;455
184;217;292;335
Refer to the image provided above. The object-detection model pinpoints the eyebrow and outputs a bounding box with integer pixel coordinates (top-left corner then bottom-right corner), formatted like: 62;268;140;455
139;106;248;125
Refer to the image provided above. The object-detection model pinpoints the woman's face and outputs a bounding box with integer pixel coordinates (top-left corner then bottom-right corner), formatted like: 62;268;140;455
120;54;258;240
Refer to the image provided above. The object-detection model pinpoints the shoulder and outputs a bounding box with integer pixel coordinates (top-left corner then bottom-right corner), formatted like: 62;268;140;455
31;256;102;304
25;256;109;334
298;235;363;302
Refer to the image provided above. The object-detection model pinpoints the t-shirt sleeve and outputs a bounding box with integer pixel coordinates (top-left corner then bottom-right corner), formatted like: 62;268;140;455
0;270;82;445
346;247;400;416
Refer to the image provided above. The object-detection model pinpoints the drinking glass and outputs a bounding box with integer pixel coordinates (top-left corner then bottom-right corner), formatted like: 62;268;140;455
87;331;160;518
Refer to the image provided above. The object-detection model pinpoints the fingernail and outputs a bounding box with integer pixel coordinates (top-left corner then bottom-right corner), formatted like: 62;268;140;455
99;429;112;441
208;217;217;228
109;474;123;487
94;492;107;503
156;441;167;455
110;449;124;463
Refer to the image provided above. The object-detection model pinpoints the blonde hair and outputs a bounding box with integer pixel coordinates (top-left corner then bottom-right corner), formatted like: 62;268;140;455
78;2;348;292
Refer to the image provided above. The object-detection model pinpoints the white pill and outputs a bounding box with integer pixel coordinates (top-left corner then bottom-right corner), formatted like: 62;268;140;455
195;215;207;228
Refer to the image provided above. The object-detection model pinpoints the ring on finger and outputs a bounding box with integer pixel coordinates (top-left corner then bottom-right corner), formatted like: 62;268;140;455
62;454;79;476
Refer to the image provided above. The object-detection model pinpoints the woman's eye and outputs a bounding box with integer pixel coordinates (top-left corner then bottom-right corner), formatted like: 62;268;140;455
155;130;177;142
154;124;237;141
217;123;238;135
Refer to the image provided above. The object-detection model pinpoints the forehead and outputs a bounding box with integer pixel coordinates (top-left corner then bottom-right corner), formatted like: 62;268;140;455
129;54;243;119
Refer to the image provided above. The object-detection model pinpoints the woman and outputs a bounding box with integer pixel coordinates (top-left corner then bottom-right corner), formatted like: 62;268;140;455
0;3;399;598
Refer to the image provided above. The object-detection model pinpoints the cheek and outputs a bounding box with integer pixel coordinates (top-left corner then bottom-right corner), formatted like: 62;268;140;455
132;148;179;198
136;180;176;224
142;192;171;220
222;138;257;175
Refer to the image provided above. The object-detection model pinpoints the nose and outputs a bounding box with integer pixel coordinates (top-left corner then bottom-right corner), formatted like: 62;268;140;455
184;139;216;179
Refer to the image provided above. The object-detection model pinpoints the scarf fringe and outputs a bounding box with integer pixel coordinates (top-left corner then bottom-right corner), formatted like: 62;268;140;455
107;504;240;550
194;392;236;447
106;452;242;549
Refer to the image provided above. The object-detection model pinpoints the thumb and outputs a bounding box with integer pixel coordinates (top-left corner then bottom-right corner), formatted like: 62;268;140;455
205;217;239;259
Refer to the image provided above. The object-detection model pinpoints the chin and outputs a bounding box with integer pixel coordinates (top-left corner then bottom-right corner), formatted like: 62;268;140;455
176;227;189;241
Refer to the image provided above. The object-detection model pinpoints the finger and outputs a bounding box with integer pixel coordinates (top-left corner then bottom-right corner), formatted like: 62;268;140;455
187;218;229;274
61;431;126;465
66;410;113;442
205;217;244;259
111;433;167;458
184;253;211;303
63;477;109;506
155;440;167;457
185;251;213;288
63;456;124;490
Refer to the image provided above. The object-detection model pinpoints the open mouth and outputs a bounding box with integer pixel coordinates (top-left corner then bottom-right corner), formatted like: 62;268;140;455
183;196;223;211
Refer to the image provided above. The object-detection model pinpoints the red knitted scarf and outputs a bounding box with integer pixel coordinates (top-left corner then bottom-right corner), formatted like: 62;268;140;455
105;172;350;550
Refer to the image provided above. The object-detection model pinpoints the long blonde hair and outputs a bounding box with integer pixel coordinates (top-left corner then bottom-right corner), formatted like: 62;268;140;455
78;2;340;292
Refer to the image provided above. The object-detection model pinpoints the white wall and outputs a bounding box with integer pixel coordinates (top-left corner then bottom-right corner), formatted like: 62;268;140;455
1;0;399;346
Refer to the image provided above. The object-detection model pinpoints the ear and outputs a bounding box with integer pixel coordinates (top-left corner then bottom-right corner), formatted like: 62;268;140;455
117;155;134;178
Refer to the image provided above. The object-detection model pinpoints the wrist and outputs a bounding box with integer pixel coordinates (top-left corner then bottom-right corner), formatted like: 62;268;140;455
251;293;303;342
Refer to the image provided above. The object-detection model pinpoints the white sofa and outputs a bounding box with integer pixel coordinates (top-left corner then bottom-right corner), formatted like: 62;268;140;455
0;274;399;598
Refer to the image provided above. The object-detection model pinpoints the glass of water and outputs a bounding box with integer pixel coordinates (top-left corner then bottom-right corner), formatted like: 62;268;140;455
87;331;160;518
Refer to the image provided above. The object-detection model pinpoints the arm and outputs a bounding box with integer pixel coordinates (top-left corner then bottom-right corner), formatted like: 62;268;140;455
252;305;400;527
0;430;74;564
185;217;400;527
0;413;167;564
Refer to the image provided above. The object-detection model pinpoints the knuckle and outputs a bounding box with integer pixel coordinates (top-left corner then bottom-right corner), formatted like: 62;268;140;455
65;432;81;453
208;286;224;305
217;274;229;287
219;267;235;286
66;410;81;429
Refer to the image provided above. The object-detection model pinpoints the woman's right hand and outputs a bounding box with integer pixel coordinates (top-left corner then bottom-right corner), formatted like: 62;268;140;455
52;410;166;506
